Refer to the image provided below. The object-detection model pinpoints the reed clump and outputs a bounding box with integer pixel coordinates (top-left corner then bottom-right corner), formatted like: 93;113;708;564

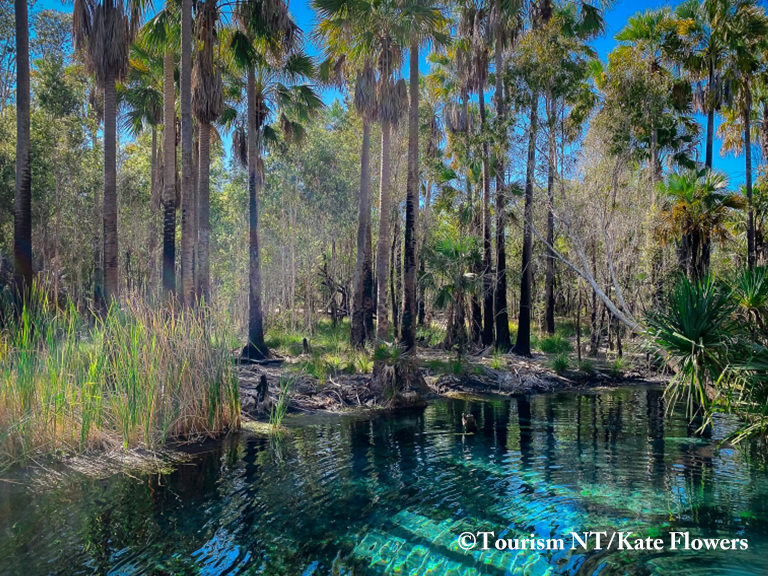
0;286;240;469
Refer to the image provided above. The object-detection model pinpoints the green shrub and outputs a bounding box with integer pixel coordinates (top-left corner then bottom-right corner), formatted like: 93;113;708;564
579;359;595;374
539;335;573;354
551;353;570;373
609;357;627;377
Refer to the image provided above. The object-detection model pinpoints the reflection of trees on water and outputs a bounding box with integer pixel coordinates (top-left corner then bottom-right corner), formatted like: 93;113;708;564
4;390;768;575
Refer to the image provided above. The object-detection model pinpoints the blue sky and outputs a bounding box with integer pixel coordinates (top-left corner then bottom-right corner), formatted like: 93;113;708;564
36;0;748;185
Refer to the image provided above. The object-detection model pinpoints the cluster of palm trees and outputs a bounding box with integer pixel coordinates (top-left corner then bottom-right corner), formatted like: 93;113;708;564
609;0;768;277
11;0;768;364
14;0;321;360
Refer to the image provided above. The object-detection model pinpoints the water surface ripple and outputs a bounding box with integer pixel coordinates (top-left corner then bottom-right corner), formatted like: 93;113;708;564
1;387;767;575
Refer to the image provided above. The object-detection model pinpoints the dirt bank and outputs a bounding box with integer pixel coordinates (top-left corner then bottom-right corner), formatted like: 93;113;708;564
239;348;667;421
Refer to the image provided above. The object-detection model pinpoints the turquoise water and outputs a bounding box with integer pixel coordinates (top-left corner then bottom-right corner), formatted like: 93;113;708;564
1;387;768;575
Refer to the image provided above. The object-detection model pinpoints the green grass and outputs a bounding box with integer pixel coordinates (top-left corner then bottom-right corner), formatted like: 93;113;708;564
550;353;570;374
269;377;294;431
609;356;628;377
537;334;573;354
416;324;446;347
578;359;595;374
0;287;240;469
269;320;376;383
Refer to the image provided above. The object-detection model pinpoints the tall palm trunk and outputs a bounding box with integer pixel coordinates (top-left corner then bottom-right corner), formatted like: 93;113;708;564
351;119;373;348
162;49;177;296
244;67;268;359
705;62;714;170
149;126;159;297
180;0;195;304
103;71;119;303
198;121;212;300
401;38;420;351
744;87;755;270
479;90;494;346
13;0;32;296
493;39;511;351
513;92;538;356
465;95;481;343
544;95;556;335
375;119;393;341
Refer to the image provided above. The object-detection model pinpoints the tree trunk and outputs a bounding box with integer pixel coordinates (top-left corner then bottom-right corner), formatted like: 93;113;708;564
243;67;268;359
401;38;420;351
198;120;212;301
745;89;755;270
513;93;538;357
375;119;393;341
351;119;372;348
479;90;494;346
162;49;177;296
149;126;159;298
180;0;195;304
705;63;714;170
14;0;32;297
103;72;119;303
493;36;511;352
390;210;401;340
544;95;556;335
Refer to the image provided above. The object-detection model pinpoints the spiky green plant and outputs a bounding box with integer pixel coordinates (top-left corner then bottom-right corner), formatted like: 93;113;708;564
646;275;736;420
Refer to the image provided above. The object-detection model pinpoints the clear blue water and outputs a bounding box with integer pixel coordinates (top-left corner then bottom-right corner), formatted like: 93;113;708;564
1;387;767;575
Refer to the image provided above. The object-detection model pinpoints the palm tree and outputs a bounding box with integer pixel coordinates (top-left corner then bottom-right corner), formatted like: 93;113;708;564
122;39;164;295
180;0;195;304
14;0;32;297
615;8;675;181
234;0;321;359
491;0;521;352
314;0;379;348
193;0;224;302
458;0;494;346
142;6;179;297
400;0;446;352
658;168;742;280
721;0;767;270
375;46;407;343
421;234;482;353
74;0;146;304
672;0;731;170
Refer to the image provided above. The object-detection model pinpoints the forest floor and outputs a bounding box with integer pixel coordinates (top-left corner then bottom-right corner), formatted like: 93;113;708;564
238;343;669;421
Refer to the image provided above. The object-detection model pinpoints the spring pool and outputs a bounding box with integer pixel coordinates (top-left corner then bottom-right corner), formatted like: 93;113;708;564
1;387;767;575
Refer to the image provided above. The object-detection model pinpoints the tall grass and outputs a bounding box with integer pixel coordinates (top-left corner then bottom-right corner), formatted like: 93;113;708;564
0;287;240;468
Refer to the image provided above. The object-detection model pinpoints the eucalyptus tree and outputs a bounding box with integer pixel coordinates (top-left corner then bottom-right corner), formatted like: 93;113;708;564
193;0;224;301
511;0;606;356
14;0;32;296
74;0;147;304
233;0;322;359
